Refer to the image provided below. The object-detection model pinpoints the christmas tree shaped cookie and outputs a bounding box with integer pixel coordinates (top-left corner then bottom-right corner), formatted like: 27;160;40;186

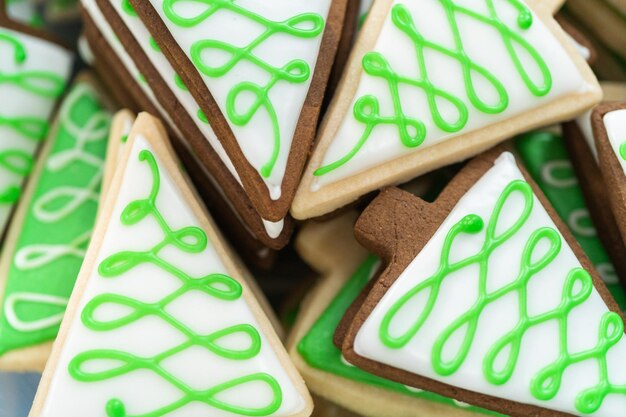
129;0;348;222
292;0;602;219
83;0;291;248
79;3;289;266
591;102;626;255
339;149;626;416
29;113;312;417
0;14;73;242
0;74;114;372
289;213;496;416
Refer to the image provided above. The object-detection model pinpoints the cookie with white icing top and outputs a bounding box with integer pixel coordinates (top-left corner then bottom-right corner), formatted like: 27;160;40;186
82;0;292;249
29;113;312;417
80;12;284;268
128;0;348;223
289;213;496;417
0;11;73;247
562;83;626;289
340;149;626;417
0;73;114;372
292;0;602;220
591;102;626;261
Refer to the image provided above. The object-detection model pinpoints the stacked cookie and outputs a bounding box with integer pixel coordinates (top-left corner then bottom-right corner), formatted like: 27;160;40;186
2;1;626;417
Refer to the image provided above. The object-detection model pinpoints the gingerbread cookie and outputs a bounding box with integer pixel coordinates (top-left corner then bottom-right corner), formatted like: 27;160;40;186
79;7;285;267
289;213;495;417
29;113;312;417
0;74;114;372
128;0;348;223
591;103;626;262
340;149;626;416
515;129;626;306
562;83;626;289
292;0;602;219
82;0;292;249
0;12;73;245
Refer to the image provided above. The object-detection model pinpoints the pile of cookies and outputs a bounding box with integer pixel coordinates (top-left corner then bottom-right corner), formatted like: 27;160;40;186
1;0;626;416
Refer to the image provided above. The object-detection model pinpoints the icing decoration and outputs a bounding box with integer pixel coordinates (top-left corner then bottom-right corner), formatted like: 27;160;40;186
312;0;589;187
149;0;332;197
298;255;498;415
94;0;285;239
602;109;626;177
0;27;72;253
38;134;306;417
354;153;626;416
0;82;110;355
516;131;626;305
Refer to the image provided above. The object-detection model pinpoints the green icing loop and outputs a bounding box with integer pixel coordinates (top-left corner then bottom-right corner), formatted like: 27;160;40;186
315;0;552;176
379;178;625;413
0;149;33;176
163;0;325;178
70;149;283;417
0;114;49;140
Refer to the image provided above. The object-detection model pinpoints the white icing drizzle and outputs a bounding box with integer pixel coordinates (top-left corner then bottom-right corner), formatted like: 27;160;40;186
4;293;68;332
14;230;91;270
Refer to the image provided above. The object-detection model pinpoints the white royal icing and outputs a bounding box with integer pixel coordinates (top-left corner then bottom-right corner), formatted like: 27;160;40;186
0;27;73;240
39;134;306;417
602;109;626;177
147;0;333;200
313;0;590;189
354;152;626;416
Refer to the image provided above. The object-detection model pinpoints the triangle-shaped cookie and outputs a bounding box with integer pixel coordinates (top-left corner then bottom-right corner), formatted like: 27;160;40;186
128;0;348;222
293;0;601;219
0;13;73;242
341;149;626;416
29;113;312;417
